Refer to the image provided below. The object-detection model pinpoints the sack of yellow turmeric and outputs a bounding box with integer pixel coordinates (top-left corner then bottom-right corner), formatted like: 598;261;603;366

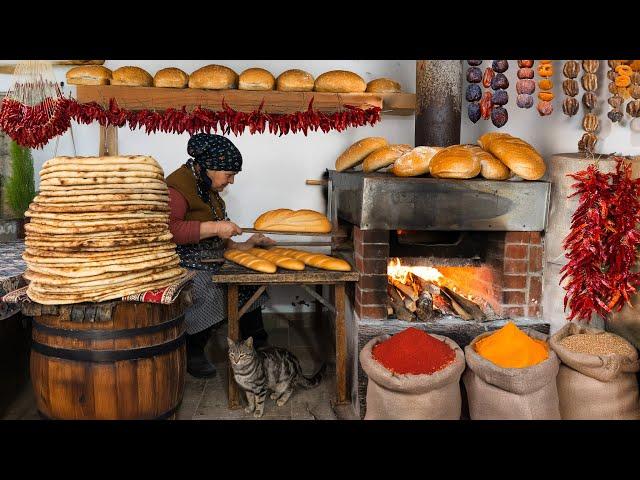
463;324;561;420
550;323;640;420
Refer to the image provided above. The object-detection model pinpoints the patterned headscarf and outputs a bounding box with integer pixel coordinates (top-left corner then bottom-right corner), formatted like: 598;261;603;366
185;133;243;207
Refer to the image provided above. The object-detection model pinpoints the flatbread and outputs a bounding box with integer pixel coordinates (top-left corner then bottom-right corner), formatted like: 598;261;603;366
28;203;169;213
24;241;174;252
37;188;168;197
23;249;176;267
33;193;168;204
31;200;168;208
42;155;160;169
40;163;163;175
39;171;164;181
25;244;175;259
40;177;167;186
26;256;180;278
39;183;168;192
25;264;182;286
25;233;173;248
29;218;168;227
26;211;169;221
25;222;167;234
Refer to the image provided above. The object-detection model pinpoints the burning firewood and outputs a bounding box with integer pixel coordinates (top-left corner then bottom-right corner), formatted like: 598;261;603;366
389;277;418;301
387;285;416;322
416;290;437;322
440;286;486;321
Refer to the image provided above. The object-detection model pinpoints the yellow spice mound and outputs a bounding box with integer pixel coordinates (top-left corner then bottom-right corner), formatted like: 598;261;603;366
475;321;549;368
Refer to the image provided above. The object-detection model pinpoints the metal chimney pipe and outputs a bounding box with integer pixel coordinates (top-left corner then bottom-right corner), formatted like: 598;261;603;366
415;60;463;147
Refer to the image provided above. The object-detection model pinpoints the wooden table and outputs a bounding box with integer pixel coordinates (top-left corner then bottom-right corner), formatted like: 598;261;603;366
212;262;359;409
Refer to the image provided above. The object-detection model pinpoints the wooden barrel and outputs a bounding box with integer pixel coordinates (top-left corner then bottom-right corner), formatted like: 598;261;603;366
28;291;189;420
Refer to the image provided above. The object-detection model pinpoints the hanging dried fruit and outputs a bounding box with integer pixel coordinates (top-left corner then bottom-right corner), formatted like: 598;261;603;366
582;113;599;132
480;91;493;120
488;61;509;127
580;61;600;154
563;60;580;78
563;97;579;116
482;67;495;88
537;61;554;116
466;60;484;123
563;79;579;97
516;61;536;109
582;92;598;110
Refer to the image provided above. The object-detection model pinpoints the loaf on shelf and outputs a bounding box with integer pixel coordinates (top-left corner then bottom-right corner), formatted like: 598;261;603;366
66;65;112;85
239;68;275;91
391;146;442;177
336;137;388;172
429;145;497;179
253;209;332;233
268;247;352;271
248;248;305;271
366;78;401;93
111;67;153;87
314;70;366;93
477;133;546;180
153;68;189;88
224;249;277;273
362;144;412;173
189;65;238;90
276;69;315;92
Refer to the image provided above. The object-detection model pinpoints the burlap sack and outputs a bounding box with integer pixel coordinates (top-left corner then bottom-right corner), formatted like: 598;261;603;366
550;323;640;420
463;329;561;419
359;333;465;420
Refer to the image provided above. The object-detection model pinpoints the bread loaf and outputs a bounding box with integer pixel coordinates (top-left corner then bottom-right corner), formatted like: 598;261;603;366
111;66;153;87
428;145;483;179
276;69;315;91
254;209;332;233
239;68;275;90
366;78;401;93
314;70;366;93
336;137;388;172
224;249;276;273
189;65;238;90
153;68;189;88
477;133;546;180
391;146;442;177
66;65;112;85
478;149;511;180
362;144;413;173
248;248;305;271
268;248;352;272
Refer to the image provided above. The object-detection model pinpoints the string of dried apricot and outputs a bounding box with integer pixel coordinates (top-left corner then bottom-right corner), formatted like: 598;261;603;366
537;61;554;116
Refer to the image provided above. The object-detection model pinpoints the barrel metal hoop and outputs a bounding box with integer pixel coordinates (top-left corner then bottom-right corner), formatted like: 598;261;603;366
31;335;186;363
37;401;183;420
32;314;185;340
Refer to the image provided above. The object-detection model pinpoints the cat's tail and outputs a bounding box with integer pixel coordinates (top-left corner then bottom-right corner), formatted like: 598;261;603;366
296;363;327;389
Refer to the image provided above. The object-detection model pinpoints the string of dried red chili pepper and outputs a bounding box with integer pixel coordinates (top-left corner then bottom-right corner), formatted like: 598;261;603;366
0;96;382;149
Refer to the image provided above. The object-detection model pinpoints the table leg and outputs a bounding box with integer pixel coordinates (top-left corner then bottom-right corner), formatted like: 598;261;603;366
334;282;348;405
314;285;323;326
227;285;241;409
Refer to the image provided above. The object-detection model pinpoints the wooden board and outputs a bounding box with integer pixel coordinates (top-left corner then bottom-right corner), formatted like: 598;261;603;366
212;261;359;284
75;85;415;115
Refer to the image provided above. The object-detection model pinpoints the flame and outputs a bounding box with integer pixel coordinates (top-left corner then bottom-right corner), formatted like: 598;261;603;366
387;258;443;284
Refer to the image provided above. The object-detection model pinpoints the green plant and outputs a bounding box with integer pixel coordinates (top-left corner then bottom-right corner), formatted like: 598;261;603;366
4;140;35;218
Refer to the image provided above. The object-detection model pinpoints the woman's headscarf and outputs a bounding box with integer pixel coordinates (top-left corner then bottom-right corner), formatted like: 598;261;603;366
185;133;243;206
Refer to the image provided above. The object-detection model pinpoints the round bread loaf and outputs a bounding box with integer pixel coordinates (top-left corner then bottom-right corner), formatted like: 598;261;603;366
111;66;153;87
239;68;275;90
429;145;483;179
335;137;388;172
477;133;546;180
189;65;238;90
153;68;189;88
66;65;112;85
391;146;442;177
314;70;366;93
362;144;412;173
254;209;332;233
276;69;315;91
366;78;401;93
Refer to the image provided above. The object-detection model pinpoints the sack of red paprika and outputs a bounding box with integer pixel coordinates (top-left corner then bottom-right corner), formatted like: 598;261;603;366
359;328;465;420
550;323;640;420
463;328;561;420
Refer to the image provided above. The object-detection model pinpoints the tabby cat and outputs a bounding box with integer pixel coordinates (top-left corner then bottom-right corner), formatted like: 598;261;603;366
227;337;326;418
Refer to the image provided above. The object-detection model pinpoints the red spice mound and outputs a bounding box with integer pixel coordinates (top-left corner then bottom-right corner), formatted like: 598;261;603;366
372;327;456;375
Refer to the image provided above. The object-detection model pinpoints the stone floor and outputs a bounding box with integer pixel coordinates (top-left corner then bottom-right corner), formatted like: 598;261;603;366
1;313;359;420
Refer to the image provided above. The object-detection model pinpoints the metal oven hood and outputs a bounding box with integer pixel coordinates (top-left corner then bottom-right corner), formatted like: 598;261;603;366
328;170;550;231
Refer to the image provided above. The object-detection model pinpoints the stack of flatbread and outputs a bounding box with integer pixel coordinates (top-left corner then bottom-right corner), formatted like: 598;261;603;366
22;155;188;305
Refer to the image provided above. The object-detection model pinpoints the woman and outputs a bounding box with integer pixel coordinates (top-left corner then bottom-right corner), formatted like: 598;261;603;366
166;133;275;378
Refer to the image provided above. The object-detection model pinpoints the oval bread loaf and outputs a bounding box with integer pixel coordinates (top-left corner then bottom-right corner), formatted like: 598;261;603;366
477;133;546;180
276;69;315;91
254;209;332;233
391;146;442;177
428;145;483;179
189;65;238;90
268;247;351;271
366;78;401;93
314;70;366;93
66;65;112;85
154;68;189;88
224;249;277;273
239;68;275;90
336;137;388;172
248;248;305;271
111;66;153;87
362;144;413;173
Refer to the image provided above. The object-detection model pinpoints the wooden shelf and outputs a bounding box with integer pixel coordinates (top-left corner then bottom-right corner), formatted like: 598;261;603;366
75;85;415;116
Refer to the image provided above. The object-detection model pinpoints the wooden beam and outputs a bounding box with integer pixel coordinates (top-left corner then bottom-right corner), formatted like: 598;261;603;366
301;285;336;314
236;285;267;320
98;125;118;156
74;85;412;114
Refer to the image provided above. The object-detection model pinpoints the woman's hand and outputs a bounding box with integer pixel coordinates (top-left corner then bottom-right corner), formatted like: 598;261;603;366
247;233;276;248
200;220;242;240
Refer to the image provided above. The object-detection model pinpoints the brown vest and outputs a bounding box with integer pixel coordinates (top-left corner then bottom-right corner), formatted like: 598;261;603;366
166;165;224;222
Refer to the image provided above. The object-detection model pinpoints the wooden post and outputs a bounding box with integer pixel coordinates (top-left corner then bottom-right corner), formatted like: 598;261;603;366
415;60;462;147
98;126;119;156
227;285;242;409
334;282;348;405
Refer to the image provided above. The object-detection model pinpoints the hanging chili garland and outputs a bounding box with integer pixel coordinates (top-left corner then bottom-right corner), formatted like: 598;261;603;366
0;96;382;149
560;156;640;322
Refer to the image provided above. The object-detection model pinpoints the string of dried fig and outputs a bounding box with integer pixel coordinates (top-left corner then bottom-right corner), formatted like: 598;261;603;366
562;61;580;116
490;60;509;127
536;61;554;116
516;60;535;109
579;60;599;155
466;60;483;123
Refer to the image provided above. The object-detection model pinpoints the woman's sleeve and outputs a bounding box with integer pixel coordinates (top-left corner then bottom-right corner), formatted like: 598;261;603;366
168;187;201;244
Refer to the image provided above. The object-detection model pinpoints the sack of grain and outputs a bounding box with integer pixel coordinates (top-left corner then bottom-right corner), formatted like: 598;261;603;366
550;322;640;420
359;330;465;420
464;328;561;419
